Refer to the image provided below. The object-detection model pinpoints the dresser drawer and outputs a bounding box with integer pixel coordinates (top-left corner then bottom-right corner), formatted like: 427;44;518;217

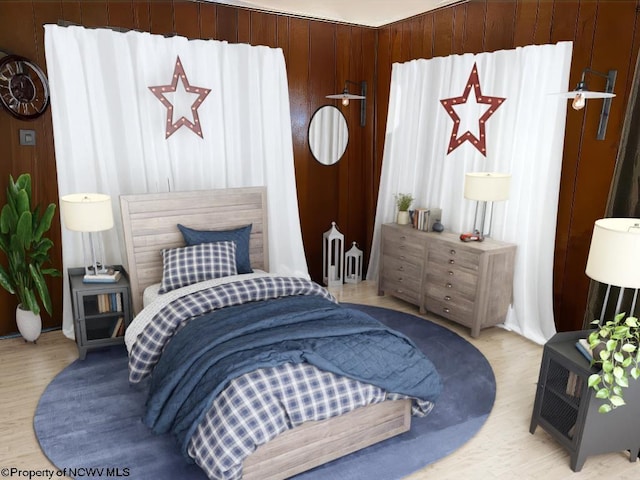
425;281;476;308
383;254;422;281
426;263;478;295
382;236;425;262
380;275;422;304
424;295;474;327
427;242;479;272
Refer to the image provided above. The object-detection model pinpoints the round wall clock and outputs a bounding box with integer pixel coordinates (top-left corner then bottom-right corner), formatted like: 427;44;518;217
0;52;50;120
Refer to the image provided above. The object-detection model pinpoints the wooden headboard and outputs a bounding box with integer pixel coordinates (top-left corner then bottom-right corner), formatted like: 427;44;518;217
119;187;269;314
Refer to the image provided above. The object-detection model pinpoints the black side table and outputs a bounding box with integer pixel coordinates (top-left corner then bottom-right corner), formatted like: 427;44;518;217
530;329;640;471
68;265;132;359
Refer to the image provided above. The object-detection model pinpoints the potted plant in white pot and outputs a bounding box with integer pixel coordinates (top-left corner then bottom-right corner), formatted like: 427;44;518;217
394;193;414;225
0;173;60;342
587;312;640;413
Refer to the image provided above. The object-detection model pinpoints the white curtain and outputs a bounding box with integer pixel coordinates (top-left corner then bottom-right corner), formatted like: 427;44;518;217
367;42;573;344
44;25;307;339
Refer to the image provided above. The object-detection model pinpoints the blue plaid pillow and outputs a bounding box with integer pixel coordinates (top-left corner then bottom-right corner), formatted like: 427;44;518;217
178;224;253;274
159;241;238;294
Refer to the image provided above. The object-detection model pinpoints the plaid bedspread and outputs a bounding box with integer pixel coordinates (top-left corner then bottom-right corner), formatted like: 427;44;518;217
188;362;388;480
129;276;440;480
128;276;335;383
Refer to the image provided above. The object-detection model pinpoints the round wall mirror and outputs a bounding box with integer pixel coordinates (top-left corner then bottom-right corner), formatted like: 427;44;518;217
308;105;349;165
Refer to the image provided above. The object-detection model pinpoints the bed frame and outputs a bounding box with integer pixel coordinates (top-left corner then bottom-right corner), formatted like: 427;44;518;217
119;187;411;479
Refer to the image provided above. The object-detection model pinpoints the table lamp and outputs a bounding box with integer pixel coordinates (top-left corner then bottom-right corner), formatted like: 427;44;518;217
463;172;511;239
585;218;640;322
60;193;114;278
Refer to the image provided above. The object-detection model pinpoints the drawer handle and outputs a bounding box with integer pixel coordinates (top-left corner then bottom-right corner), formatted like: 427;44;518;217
397;277;404;282
443;307;450;314
398;266;404;271
448;271;454;276
446;283;453;288
449;259;455;264
400;235;407;240
400;255;405;260
450;249;456;255
396;289;404;294
444;295;451;301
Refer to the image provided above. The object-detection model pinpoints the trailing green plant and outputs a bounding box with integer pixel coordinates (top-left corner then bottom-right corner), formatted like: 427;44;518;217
394;193;414;212
587;312;640;413
0;173;60;316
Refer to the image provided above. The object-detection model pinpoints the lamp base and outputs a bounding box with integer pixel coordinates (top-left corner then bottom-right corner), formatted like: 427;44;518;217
82;267;121;283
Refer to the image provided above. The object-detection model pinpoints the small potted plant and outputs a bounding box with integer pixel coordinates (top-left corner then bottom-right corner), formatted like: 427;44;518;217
0;173;60;342
394;193;414;225
587;312;640;413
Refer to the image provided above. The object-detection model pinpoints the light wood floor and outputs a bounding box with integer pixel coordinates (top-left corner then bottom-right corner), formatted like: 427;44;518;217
0;280;638;479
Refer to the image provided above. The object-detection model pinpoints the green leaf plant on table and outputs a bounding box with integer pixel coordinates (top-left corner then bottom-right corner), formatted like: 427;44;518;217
587;312;640;413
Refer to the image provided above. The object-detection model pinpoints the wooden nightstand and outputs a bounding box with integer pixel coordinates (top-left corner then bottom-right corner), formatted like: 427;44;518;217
68;265;132;359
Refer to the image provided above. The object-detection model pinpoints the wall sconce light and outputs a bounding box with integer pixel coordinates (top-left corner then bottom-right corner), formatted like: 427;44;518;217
557;67;617;140
326;80;367;127
585;218;640;323
463;172;511;238
60;193;114;279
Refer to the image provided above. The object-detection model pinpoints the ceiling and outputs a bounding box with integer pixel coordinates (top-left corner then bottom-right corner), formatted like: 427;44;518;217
204;0;464;27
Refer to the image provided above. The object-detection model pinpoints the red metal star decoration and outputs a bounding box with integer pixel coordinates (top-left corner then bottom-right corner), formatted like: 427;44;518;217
149;56;211;139
440;62;506;156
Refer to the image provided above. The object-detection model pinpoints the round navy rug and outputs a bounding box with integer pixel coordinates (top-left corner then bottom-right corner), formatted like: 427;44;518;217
34;304;496;480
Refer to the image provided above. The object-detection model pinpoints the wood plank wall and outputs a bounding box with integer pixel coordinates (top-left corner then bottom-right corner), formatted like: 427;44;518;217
0;0;637;335
377;0;640;332
0;0;375;335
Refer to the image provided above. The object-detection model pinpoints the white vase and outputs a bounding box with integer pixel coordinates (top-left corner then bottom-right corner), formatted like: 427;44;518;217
16;305;42;343
396;211;410;225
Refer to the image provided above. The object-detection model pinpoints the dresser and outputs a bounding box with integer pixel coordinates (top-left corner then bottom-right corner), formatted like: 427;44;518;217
378;223;516;337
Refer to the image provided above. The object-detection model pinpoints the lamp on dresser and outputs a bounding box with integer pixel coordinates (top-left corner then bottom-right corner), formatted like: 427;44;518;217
585;218;640;322
463;172;511;238
60;193;114;280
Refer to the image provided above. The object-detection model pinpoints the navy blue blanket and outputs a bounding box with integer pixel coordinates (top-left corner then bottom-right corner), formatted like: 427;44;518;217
144;295;442;455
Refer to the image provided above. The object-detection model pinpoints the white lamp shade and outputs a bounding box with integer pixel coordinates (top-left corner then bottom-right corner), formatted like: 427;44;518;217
585;218;640;288
464;172;511;201
60;193;114;232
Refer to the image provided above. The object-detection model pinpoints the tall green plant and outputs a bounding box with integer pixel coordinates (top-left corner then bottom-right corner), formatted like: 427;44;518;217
0;173;60;316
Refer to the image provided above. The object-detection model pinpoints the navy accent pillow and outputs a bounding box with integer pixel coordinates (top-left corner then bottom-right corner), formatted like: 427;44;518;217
177;223;253;274
158;241;237;294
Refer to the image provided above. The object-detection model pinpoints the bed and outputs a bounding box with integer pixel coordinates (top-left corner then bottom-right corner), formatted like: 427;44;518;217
119;187;442;480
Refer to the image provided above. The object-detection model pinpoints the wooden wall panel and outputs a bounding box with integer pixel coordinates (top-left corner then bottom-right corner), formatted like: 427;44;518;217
81;2;109;28
215;4;238;42
484;1;516;52
149;0;174;35
199;1;217;39
174;1;201;38
108;1;136;30
132;1;151;31
1;0;636;336
376;0;640;332
0;0;375;335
